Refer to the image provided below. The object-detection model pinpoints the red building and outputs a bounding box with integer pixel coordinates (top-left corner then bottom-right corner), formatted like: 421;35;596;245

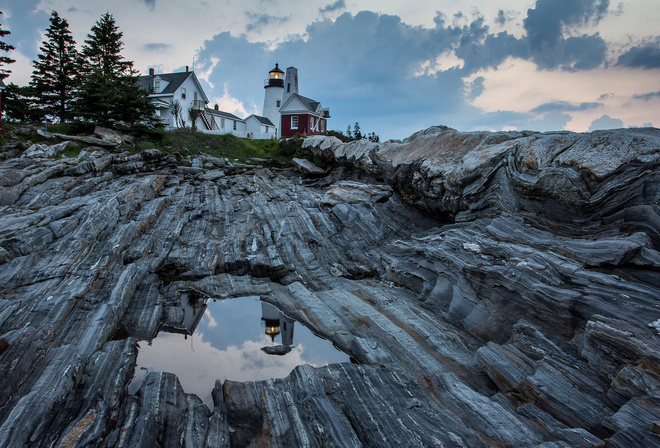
279;93;330;138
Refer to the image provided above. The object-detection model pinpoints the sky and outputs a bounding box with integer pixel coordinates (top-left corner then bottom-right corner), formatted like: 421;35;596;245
1;0;659;140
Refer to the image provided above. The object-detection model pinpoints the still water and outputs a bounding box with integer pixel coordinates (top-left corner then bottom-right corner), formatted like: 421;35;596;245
129;296;349;407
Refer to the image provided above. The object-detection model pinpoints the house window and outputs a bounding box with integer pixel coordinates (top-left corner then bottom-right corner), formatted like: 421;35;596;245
233;121;237;131
321;120;324;132
291;116;298;129
154;81;160;92
276;100;281;107
265;126;269;133
221;118;225;128
182;88;186;99
310;117;315;129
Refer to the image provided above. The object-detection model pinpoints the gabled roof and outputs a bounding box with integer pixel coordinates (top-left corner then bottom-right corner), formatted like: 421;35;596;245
207;108;243;121
137;71;209;102
280;93;322;115
246;115;275;126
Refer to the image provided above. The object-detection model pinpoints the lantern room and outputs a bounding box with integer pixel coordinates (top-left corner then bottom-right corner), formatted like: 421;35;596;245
265;63;285;88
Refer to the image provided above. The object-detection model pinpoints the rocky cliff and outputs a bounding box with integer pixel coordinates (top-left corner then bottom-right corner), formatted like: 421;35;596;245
0;126;659;447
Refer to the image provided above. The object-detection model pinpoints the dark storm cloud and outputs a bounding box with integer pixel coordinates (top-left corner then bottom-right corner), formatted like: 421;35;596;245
144;0;156;11
456;30;528;72
319;0;346;15
245;12;290;33
523;0;609;68
524;0;609;51
616;42;660;69
563;34;607;70
195;7;649;137
531;101;602;114
196;31;270;102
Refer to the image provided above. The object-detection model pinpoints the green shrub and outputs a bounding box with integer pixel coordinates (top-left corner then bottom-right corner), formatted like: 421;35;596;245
276;133;313;160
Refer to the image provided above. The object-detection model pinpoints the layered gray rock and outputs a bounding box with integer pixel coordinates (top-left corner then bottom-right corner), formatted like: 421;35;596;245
0;126;658;447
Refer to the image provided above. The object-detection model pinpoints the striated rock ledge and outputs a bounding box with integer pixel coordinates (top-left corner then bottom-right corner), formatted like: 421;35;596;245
0;126;659;447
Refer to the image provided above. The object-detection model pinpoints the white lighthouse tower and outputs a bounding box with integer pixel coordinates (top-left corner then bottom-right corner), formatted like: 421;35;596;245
262;63;284;138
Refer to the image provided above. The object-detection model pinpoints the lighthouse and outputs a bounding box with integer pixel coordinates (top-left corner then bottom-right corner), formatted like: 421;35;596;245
262;63;284;138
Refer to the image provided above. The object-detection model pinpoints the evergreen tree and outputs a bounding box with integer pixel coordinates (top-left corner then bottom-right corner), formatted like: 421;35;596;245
75;12;156;126
3;84;43;122
30;11;78;122
0;11;15;82
80;12;133;77
353;122;362;140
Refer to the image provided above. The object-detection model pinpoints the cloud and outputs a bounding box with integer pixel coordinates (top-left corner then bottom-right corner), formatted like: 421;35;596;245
456;30;528;73
563;34;607;70
616;41;660;69
523;0;609;68
466;76;485;100
143;0;156;11
192;7;658;139
319;0;346;15
530;101;602;114
524;111;573;131
495;10;511;26
588;114;624;130
211;83;255;118
143;43;170;52
633;91;660;101
245;12;290;33
1;0;49;56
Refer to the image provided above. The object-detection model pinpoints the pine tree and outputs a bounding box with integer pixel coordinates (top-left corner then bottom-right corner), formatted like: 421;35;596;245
0;11;15;82
3;84;43;122
80;12;133;77
75;12;156;126
30;11;78;122
353;122;362;140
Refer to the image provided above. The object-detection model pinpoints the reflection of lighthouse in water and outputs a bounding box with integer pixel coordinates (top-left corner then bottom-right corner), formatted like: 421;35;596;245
260;302;295;355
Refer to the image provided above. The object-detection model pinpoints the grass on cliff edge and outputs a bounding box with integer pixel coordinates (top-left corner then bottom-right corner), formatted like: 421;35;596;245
1;123;311;164
134;128;310;163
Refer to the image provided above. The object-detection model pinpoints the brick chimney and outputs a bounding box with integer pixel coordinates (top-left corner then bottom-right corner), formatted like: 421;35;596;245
149;68;155;76
186;66;189;72
214;104;219;111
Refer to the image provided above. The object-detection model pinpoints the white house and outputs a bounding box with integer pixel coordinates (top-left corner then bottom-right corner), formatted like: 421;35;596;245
206;105;246;137
245;115;276;139
139;67;277;139
137;67;217;130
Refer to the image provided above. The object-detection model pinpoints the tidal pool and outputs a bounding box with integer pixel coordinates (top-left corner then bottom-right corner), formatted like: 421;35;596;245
129;296;350;406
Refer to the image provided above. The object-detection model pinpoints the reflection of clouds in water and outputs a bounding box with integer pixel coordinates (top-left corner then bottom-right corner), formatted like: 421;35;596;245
132;331;307;407
203;311;218;328
131;297;348;408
